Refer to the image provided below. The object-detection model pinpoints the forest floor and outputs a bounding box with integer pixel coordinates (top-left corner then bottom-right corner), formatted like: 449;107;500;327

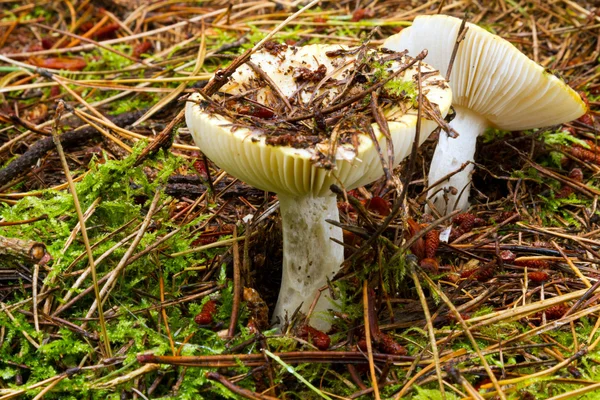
1;0;600;399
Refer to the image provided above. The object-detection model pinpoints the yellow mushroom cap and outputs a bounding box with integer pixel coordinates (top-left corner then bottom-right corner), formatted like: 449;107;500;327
185;43;452;197
383;15;587;131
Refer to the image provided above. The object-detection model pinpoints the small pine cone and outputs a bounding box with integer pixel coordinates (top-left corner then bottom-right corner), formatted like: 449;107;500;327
195;299;218;325
460;268;478;279
545;304;569;320
528;271;550;283
565;145;600;164
449;227;465;243
473;262;497;282
453;213;476;232
424;230;440;259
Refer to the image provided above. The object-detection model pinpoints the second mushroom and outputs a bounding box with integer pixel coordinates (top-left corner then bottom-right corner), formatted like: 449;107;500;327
384;15;587;214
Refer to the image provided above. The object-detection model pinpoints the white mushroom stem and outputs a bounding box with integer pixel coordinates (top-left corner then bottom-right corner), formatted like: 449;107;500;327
273;193;343;331
428;106;490;213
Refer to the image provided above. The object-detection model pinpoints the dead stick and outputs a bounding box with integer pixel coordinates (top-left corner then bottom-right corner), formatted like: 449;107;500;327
0;236;47;264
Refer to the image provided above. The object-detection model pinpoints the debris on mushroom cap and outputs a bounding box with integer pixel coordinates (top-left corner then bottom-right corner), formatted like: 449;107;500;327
383;15;587;130
185;43;452;197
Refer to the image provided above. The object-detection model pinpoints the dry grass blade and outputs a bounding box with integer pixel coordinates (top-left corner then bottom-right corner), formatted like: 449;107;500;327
51;101;111;357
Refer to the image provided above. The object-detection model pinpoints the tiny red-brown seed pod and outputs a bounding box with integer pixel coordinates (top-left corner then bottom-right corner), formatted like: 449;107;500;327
195;299;218;325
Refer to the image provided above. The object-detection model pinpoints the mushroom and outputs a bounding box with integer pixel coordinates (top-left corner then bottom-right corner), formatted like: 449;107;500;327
185;43;452;330
383;14;587;214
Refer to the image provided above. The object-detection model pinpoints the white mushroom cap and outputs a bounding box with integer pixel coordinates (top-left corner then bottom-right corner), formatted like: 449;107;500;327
185;44;452;198
383;15;586;130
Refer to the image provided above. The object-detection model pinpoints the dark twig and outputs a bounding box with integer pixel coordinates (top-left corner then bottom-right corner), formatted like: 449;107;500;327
445;17;469;82
0;110;145;187
228;226;242;338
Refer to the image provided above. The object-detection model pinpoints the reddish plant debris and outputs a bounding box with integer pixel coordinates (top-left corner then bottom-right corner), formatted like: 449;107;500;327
91;23;120;40
556;167;584;198
263;40;287;56
313;16;328;32
23;104;48;124
236;103;275;119
474;263;497;282
514;259;550;269
265;133;310;147
499;250;516;263
29;57;87;71
50;85;61;97
461;262;496;282
364;196;390;216
491;211;520;224
297;325;330;350
352;8;374;22
195;299;218;325
294;64;327;82
243;287;269;331
528;271;550;282
356;334;406;355
338;201;354;214
544;304;569;320
444;272;461;284
41;38;54;49
453;213;486;231
192;158;209;180
578;113;594;126
568;365;583;379
378;333;407;355
419;257;439;274
132;41;153;58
